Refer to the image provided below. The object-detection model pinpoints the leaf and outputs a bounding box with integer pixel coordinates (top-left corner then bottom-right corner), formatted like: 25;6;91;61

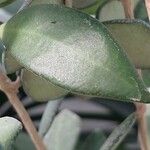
2;4;149;102
0;23;21;74
96;0;139;21
0;0;23;22
100;113;136;150
0;117;22;150
0;24;21;74
81;0;106;15
39;99;61;136
3;51;22;74
18;0;33;12
96;0;125;21
141;69;150;91
31;0;63;5
44;109;81;150
134;0;148;22
104;19;150;69
0;0;15;7
21;69;68;102
0;40;5;64
78;130;106;150
73;0;97;9
14;132;35;150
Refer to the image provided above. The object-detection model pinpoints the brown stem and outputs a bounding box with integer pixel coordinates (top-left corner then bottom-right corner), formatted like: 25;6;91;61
135;70;149;150
135;103;150;150
121;0;134;18
145;0;150;21
0;73;45;150
121;0;149;149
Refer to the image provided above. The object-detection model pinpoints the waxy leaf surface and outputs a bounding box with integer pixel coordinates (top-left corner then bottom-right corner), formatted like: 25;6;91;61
2;5;149;102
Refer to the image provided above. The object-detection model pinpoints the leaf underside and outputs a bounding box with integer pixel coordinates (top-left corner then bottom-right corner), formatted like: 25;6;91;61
21;69;67;102
104;19;150;69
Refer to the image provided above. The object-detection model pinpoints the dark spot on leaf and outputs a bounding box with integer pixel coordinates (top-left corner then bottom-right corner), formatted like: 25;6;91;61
51;21;57;24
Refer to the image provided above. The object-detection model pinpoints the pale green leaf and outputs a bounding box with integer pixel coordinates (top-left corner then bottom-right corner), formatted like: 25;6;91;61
100;113;136;150
104;19;150;69
0;117;22;150
44;109;81;150
96;0;139;21
96;0;125;21
31;0;63;5
39;100;61;136
142;70;150;88
21;69;68;102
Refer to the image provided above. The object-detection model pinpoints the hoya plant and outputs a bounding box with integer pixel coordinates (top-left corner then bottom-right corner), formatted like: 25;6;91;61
0;0;150;149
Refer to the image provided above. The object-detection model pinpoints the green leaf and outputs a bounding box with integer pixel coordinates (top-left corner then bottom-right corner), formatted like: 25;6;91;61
104;19;150;69
142;70;150;88
100;113;136;150
31;0;63;5
0;24;21;74
3;51;22;74
44;109;81;150
0;0;15;7
0;41;5;64
134;0;148;22
18;0;33;12
96;0;125;21
96;0;139;21
0;117;22;150
81;0;106;15
21;69;68;102
78;129;106;150
14;132;35;150
2;4;149;102
73;0;97;9
39;100;61;136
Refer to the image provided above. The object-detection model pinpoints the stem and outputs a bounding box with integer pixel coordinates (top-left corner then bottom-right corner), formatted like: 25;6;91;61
135;103;150;150
121;0;134;19
145;0;150;21
121;0;149;149
0;73;45;150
